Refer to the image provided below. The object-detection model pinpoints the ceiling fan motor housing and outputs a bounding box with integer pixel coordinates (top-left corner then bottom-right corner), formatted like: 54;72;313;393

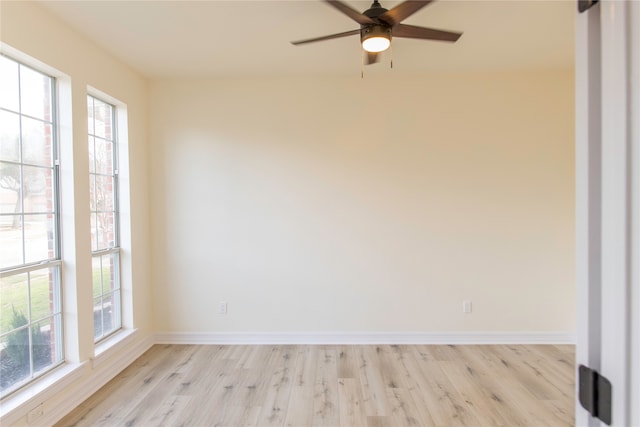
361;1;392;46
360;25;392;44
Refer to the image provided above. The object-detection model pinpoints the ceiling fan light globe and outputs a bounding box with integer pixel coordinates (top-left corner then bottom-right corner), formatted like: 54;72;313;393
362;36;390;53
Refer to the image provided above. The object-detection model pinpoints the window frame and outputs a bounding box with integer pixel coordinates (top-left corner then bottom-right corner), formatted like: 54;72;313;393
87;94;122;343
0;54;64;398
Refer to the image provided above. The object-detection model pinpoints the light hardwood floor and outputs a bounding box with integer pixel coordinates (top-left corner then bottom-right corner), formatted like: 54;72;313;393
56;344;575;426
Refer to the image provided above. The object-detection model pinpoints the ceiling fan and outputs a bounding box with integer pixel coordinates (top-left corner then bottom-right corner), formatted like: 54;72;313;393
291;0;462;65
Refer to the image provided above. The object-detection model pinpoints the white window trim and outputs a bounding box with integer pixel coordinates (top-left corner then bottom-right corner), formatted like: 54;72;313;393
0;51;65;399
86;87;134;348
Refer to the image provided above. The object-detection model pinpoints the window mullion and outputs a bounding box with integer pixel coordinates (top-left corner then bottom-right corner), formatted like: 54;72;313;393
27;272;34;377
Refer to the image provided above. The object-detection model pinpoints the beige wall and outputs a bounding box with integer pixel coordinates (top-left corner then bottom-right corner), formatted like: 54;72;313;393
1;2;152;425
150;71;575;334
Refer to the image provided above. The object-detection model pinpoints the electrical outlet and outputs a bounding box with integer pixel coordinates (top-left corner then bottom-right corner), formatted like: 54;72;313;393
27;404;44;423
218;301;228;315
462;300;472;313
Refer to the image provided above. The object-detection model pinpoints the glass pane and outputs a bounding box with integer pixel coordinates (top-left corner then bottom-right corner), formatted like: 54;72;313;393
89;174;96;212
21;117;53;167
87;96;94;136
101;253;119;292
32;316;61;373
20;65;52;122
22;165;53;214
88;136;95;174
29;268;58;322
51;313;63;361
0;110;20;162
0;328;31;392
93;296;103;339
96;211;115;250
92;255;102;299
0;272;29;335
0;161;22;215
100;255;112;293
95;175;114;212
90;212;98;251
95;138;114;175
0;214;24;268
23;214;55;264
112;289;121;330
0;56;19;112
101;291;119;336
93;99;113;139
49;266;62;314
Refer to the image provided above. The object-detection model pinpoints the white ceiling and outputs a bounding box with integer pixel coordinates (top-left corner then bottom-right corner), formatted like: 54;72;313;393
37;0;575;78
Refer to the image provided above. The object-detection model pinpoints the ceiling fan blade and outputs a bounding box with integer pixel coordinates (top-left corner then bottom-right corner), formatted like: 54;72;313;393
366;52;380;65
325;0;375;25
393;23;462;42
291;29;360;45
379;0;434;26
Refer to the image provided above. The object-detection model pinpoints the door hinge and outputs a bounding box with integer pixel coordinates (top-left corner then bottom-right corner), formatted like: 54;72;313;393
578;0;599;13
578;364;612;425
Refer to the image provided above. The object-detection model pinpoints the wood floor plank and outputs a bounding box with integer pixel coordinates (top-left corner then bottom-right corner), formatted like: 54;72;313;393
55;344;575;427
197;358;247;426
366;415;392;427
472;345;572;426
337;345;359;380
452;346;530;427
358;346;391;417
145;394;191;426
118;345;201;426
378;345;407;390
439;360;513;426
285;345;318;427
98;345;195;427
543;398;576;426
59;345;169;427
386;385;427;427
497;345;572;401
463;345;559;426
171;358;239;425
394;348;438;426
312;348;339;427
406;347;482;426
338;378;366;427
255;346;298;426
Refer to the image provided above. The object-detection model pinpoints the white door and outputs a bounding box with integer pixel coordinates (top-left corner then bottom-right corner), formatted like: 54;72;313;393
575;1;640;426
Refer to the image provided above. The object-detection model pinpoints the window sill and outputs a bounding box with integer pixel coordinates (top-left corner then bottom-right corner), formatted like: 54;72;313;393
92;328;138;369
1;329;143;425
0;361;87;425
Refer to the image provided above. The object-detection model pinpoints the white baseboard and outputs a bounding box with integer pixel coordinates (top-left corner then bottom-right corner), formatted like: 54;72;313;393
155;331;576;345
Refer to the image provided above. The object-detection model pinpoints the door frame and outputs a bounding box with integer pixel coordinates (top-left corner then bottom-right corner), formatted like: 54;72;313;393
575;1;639;425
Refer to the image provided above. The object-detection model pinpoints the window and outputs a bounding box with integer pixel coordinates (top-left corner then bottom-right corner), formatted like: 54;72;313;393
0;55;63;396
87;95;121;341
